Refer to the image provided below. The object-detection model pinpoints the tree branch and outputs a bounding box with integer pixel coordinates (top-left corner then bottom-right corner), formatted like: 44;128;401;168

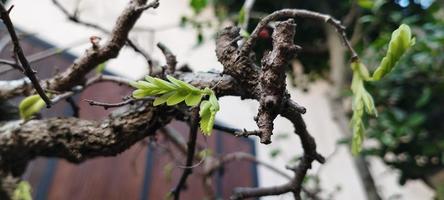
51;0;155;68
0;101;176;176
239;9;358;61
0;3;52;106
157;42;177;74
47;0;154;92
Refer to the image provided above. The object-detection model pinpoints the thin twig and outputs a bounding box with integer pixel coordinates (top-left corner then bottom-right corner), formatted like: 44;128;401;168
0;3;52;106
239;9;358;61
135;0;160;11
83;98;145;110
171;107;199;200
157;42;177;74
66;97;79;117
0;40;86;75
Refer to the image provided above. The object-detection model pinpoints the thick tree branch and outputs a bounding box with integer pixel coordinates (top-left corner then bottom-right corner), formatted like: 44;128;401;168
256;19;299;143
0;101;176;176
47;0;154;92
0;0;157;100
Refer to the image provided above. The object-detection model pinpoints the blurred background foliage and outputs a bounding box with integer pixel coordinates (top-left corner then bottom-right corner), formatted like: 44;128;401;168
185;0;444;192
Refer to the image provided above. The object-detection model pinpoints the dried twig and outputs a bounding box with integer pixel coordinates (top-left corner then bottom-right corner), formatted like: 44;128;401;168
171;108;199;200
0;3;52;106
157;42;177;74
83;97;153;110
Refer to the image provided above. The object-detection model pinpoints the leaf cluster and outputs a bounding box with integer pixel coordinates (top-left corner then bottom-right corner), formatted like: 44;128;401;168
350;24;414;155
131;75;219;135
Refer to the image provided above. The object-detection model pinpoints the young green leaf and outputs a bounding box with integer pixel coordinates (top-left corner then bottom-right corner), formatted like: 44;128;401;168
198;148;212;159
19;94;46;120
348;24;414;155
130;75;220;135
208;91;220;111
372;24;415;80
146;76;177;90
357;0;374;9
185;92;203;106
166;91;188;106
238;7;246;25
351;61;370;81
132;89;153;99
199;100;216;135
349;62;377;155
166;75;200;93
351;95;366;155
190;0;208;14
153;91;176;106
13;181;32;200
96;62;106;74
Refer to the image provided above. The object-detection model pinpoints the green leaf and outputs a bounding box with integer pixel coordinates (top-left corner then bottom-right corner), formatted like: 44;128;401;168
357;0;374;9
190;0;208;14
130;75;220;136
132;80;155;90
199;100;216;135
19;95;46;120
163;162;174;183
372;24;414;80
13;181;32;200
351;122;365;155
270;148;281;158
198;148;212;159
209;92;220;111
240;29;250;38
415;87;431;108
349;64;376;155
361;89;377;116
145;76;177;90
351;61;370;81
184;92;203;106
132;89;153;99
196;31;204;45
166;75;200;93
351;99;365;155
153;91;176;106
238;7;246;25
166;91;188;106
96;62;106;74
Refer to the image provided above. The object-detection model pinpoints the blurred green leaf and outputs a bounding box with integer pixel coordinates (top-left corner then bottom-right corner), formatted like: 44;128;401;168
238;7;246;25
19;95;46;120
270;148;281;158
96;62;106;74
415;87;431;108
357;0;374;9
198;148;212;159
13;181;32;200
163;162;174;183
190;0;208;13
